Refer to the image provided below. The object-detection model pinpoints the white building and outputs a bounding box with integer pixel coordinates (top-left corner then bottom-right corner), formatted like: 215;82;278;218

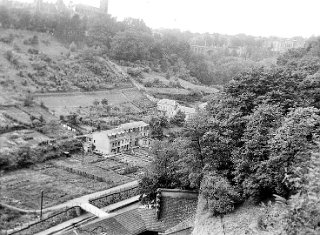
157;99;196;121
89;121;150;155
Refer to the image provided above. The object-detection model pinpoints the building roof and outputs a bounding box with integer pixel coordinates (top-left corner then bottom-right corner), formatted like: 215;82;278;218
63;189;198;235
63;208;166;235
179;106;196;115
91;121;148;137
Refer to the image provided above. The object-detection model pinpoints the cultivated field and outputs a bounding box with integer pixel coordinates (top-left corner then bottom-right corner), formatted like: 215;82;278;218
34;88;154;116
0;153;151;210
0;129;51;150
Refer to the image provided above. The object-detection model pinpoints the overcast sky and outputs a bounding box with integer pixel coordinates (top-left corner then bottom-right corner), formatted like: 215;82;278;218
20;0;320;38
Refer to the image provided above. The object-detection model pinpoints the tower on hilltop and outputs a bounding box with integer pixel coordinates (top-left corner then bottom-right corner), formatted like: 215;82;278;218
34;0;43;12
100;0;108;14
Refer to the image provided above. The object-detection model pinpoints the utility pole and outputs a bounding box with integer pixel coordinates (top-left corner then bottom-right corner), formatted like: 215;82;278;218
40;191;44;220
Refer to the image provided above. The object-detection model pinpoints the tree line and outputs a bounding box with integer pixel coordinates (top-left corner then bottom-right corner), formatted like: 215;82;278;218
0;6;276;86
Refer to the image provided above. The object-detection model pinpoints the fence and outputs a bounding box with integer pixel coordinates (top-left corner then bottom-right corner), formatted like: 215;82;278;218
55;164;108;183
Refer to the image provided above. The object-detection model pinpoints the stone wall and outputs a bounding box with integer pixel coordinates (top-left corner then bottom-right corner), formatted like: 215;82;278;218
89;187;139;208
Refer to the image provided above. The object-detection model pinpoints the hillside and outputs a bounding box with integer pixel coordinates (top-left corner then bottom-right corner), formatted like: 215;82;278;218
0;28;132;105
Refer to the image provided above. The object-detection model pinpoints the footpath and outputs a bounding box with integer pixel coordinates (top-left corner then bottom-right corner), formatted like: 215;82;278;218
1;180;138;214
34;196;140;235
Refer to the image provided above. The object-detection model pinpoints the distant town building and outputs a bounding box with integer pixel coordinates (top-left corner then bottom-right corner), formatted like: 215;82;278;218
1;0;108;17
74;0;108;17
190;35;306;56
88;121;150;155
100;0;108;14
269;39;305;52
157;99;196;121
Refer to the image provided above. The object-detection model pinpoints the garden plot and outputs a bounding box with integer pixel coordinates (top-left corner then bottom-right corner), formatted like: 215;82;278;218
111;153;152;168
18;105;58;122
54;160;133;185
0;152;147;211
0;165;117;210
0;129;52;150
0;107;32;125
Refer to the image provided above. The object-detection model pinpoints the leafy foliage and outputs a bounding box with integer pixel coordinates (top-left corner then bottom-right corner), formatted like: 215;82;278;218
170;109;186;126
140;37;320;216
201;173;241;215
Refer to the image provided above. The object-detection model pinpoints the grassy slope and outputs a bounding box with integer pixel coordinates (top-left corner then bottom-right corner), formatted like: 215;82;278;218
142;72;218;94
0;29;132;104
0;29;68;97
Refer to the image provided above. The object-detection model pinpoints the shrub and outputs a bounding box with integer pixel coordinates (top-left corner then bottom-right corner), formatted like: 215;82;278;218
4;50;20;67
23;93;34;106
122;166;139;175
13;42;21;52
28;48;39;54
69;41;77;52
201;174;241;215
4;50;13;62
41;39;50;46
0;34;14;44
31;35;39;45
144;81;153;87
23;35;39;46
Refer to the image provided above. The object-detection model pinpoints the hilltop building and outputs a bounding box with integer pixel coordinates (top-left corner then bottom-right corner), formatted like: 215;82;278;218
190;34;306;56
157;99;196;121
100;0;108;14
74;0;108;17
1;0;108;17
88;121;150;155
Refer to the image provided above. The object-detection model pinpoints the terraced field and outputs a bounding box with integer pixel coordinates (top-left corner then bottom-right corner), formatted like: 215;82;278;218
34;88;154;116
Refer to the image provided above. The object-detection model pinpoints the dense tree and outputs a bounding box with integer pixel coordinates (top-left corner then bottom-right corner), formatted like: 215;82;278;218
259;107;320;196
111;30;154;62
201;173;241;215
233;104;283;197
170;109;186;126
86;14;124;50
0;6;11;28
139;140;182;202
149;116;166;140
